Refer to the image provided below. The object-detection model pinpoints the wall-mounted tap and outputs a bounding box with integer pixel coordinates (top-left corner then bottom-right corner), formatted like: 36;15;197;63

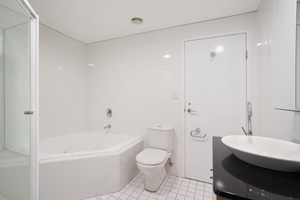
104;124;111;129
107;108;112;118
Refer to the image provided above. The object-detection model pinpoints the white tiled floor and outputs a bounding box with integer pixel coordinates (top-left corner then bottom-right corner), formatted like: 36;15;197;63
84;173;216;200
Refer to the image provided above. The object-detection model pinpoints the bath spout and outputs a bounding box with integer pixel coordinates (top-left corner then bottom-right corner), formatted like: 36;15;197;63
104;124;111;129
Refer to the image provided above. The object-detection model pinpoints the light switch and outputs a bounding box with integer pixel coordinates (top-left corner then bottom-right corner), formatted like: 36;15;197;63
173;92;178;100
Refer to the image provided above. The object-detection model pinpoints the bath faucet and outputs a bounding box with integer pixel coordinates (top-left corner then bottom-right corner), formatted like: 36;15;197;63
104;124;111;129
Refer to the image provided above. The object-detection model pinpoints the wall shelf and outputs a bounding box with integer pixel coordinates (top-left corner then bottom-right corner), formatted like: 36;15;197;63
274;108;300;112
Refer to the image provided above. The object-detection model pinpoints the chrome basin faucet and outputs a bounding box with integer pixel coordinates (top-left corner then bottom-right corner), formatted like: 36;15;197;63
242;127;252;136
242;102;253;136
104;124;111;129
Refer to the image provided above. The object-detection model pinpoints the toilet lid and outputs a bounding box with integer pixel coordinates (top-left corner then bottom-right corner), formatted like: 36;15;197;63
136;148;168;165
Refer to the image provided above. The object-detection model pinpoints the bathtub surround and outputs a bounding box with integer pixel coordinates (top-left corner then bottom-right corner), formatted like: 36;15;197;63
39;131;140;160
39;131;142;200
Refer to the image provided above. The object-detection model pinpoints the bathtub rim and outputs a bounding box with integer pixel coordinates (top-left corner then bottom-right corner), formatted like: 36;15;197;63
39;136;142;163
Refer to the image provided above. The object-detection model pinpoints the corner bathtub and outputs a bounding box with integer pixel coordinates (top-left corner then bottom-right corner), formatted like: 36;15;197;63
39;131;143;200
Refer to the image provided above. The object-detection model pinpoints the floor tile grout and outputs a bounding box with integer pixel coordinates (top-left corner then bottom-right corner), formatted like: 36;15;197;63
83;173;216;200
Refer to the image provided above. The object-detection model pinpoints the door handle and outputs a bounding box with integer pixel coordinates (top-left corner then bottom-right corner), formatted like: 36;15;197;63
24;111;34;115
187;109;197;113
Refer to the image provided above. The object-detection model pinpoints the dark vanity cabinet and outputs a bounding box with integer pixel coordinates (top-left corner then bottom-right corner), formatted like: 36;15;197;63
213;137;300;200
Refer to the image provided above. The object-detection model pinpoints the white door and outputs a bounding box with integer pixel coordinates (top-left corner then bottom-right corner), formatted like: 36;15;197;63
184;33;247;183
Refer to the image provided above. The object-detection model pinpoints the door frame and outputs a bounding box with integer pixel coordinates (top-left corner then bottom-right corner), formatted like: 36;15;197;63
182;31;250;179
18;0;39;199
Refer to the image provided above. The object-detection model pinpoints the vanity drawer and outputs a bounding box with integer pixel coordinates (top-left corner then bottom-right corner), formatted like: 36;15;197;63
217;196;231;200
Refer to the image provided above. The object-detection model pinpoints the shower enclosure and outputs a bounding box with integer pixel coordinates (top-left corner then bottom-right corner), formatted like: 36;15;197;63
0;0;38;200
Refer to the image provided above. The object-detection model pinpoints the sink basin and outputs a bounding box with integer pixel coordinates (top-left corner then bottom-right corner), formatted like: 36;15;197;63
221;135;300;172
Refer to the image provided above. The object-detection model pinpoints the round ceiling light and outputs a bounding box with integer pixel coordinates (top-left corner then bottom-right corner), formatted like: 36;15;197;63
131;17;143;25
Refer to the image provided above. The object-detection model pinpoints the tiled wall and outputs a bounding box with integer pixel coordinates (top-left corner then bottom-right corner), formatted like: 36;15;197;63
39;25;88;139
256;0;299;142
86;13;257;176
0;30;3;151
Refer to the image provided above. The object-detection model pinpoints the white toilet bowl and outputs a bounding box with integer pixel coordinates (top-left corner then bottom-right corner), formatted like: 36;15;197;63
136;124;174;192
136;148;171;192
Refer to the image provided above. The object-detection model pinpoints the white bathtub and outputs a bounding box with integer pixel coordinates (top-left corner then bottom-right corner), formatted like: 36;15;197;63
39;131;143;200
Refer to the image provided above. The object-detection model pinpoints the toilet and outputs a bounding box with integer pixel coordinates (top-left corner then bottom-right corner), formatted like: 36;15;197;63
136;124;174;192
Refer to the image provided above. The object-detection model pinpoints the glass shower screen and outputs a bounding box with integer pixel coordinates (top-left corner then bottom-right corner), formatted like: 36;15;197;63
0;0;38;200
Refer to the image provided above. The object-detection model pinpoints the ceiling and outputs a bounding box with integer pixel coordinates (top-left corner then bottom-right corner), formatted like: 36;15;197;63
28;0;262;44
0;0;30;29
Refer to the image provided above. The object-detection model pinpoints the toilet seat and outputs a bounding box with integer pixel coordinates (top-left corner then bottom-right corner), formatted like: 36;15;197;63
136;148;168;166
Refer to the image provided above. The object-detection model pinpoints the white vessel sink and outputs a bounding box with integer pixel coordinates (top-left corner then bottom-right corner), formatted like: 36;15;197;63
221;135;300;172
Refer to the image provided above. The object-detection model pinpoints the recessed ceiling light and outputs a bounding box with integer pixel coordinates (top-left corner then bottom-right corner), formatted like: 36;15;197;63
164;55;171;58
88;63;94;66
131;17;143;25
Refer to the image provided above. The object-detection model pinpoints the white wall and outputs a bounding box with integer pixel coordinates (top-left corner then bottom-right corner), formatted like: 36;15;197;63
297;3;300;24
0;29;3;151
39;25;87;139
257;0;300;143
297;3;300;107
87;13;257;176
